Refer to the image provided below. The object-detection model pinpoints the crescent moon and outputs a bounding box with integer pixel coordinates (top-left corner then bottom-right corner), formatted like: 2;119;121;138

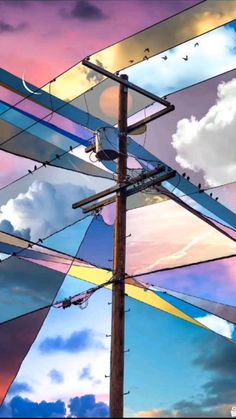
22;73;42;95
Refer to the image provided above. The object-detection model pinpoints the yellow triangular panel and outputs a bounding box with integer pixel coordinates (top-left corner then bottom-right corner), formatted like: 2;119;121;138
68;265;204;328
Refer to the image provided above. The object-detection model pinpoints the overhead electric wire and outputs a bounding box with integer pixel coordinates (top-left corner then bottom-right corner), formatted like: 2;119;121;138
0;271;116;327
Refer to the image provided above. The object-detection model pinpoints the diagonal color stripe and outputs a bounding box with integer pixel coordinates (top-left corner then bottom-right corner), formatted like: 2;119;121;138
151;285;236;324
68;265;204;328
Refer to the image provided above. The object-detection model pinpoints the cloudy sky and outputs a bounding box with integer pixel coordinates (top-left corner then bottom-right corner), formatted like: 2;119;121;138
0;0;201;86
0;1;236;418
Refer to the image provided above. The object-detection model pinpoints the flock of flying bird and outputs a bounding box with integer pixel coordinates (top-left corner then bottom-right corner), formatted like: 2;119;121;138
128;42;200;64
25;38;220;202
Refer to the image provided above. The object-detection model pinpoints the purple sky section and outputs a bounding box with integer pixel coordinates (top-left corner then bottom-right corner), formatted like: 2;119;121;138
0;0;202;85
139;257;236;306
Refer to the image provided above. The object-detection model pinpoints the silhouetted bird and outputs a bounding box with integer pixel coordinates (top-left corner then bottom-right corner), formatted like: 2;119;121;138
56;154;60;160
194;42;199;47
198;183;201;189
42;162;47;167
28;169;33;174
144;48;150;53
182;55;188;61
210;192;213;197
115;71;120;75
38;238;43;243
129;59;134;64
143;55;148;60
34;165;37;171
162;55;168;60
69;145;73;151
215;197;219;201
182;172;186;177
186;176;190;181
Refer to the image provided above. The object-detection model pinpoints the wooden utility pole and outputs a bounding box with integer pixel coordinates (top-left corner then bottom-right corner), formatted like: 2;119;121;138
72;59;176;419
109;74;128;418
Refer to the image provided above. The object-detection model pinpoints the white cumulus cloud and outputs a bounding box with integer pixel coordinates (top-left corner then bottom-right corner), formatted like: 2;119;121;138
172;77;236;186
0;180;93;241
195;314;235;339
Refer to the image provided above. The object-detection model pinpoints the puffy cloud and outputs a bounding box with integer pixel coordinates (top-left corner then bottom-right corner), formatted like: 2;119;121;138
8;383;33;396
133;334;236;418
0;20;29;33
0;396;66;418
0;180;93;241
69;395;109;418
0;219;30;240
0;393;109;418
78;366;102;386
172;78;236;186
195;314;235;339
172;400;234;417
194;335;236;375
61;0;107;21
39;329;105;354
79;366;93;381
172;336;236;416
12;397;65;418
48;369;64;384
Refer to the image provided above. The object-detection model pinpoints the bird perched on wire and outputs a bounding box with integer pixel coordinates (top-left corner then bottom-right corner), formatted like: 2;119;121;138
129;59;134;64
182;55;188;61
115;70;120;76
161;55;168;60
144;47;150;53
143;55;148;61
194;42;199;47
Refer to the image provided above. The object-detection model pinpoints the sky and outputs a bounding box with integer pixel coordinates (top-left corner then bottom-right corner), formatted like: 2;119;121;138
0;0;201;86
126;23;236;188
0;0;236;418
125;297;236;418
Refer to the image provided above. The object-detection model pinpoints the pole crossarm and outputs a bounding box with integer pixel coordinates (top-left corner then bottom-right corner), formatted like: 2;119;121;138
82;59;172;108
82;59;175;135
72;165;173;211
82;169;176;214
